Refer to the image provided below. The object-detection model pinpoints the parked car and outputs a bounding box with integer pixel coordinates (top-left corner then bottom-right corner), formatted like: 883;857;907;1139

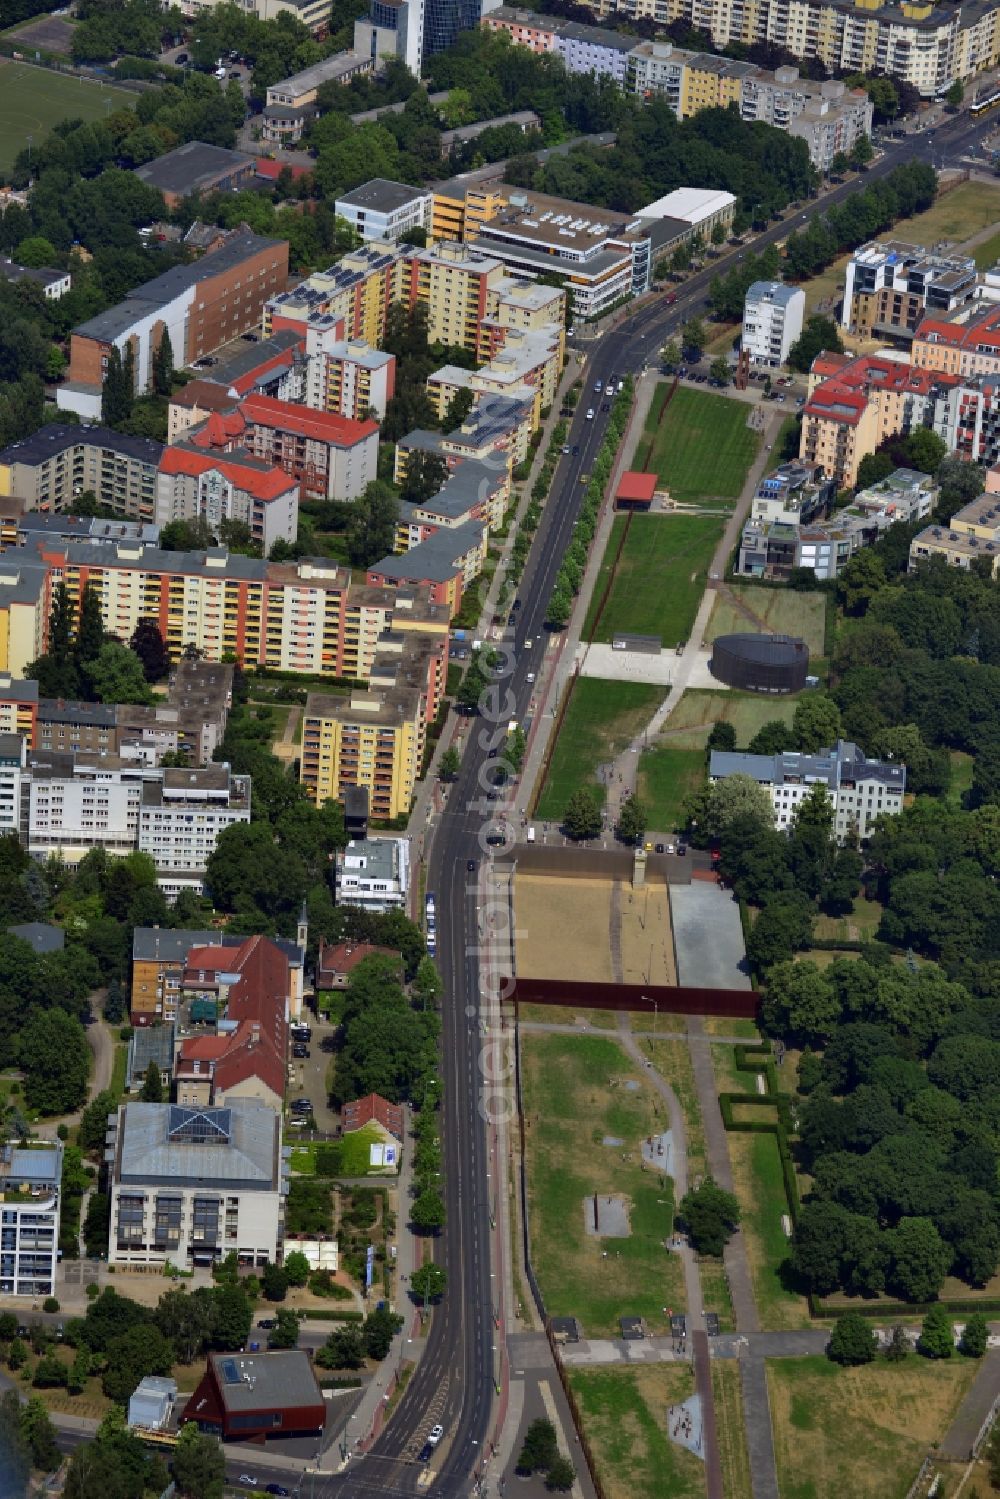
266;1487;291;1496
428;1424;444;1447
238;1477;258;1489
256;1319;276;1330
175;51;188;63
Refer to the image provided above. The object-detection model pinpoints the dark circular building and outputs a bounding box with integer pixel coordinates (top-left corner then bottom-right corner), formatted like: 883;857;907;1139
709;633;808;694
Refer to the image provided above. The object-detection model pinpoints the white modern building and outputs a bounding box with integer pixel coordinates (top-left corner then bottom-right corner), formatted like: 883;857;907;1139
0;1141;62;1298
334;180;434;244
25;753;250;897
106;1101;287;1270
709;739;906;842
636;187;736;239
335;836;410;913
0;732;26;838
742;282;806;368
841;240;978;336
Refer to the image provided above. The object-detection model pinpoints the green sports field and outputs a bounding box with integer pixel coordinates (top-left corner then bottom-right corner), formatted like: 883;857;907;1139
0;61;135;175
633;384;762;507
587;512;724;647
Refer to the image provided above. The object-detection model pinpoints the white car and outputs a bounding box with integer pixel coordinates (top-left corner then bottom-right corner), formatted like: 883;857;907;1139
586;408;594;420
238;1479;259;1489
526;672;536;683
428;1425;444;1448
524;638;533;649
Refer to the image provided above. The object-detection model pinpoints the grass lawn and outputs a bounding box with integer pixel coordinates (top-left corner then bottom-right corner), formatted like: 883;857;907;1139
767;1354;978;1499
109;1042;127;1100
728;1130;810;1329
521;1033;684;1334
637;745;705;833
534;678;664;820
642;1037;708;1181
796;180;1000;317
974;228;1000;270
634;386;762;507
0;61;135;175
568;1366;706;1499
652;687;800;752
712;1362;751;1499
813;895;883;942
248;701;291;741
705;586;827;658
589;513;723;647
703;1015;760;1039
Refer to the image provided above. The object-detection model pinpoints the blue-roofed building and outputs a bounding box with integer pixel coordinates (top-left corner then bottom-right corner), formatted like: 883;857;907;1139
106;1100;287;1270
0;1140;63;1297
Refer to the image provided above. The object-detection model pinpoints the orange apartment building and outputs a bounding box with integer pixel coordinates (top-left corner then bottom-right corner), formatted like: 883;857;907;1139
911;303;1000;381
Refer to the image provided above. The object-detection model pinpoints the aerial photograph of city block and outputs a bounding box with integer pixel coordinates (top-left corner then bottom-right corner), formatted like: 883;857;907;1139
0;1;999;1495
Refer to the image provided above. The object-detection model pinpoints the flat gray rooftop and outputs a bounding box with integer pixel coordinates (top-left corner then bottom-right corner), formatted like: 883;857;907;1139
670;883;750;991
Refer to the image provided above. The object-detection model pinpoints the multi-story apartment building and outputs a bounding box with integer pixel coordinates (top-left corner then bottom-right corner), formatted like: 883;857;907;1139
172;934;291;1108
592;0;1000;97
24;538;447;681
24;754;250;896
552;18;636;80
738;68;872;169
266;244;404;347
0;557;48;676
800;350;954;485
910;485;1000;575
156;447;299;553
301;688;423;820
0;674;38;743
178;0;332;32
0;1141;62;1298
179;395;379;505
750;459;837;526
106;1100;287;1270
842;240;977;337
396;454;511;543
263;52;373;142
0;426;162;520
60;230;289;421
912;301;1000;379
333;836;410;910
30;660;233;767
482;5;560;48
742;281;806;367
740;468;935;579
403;239;507;353
367;520;488;614
709;739;906;841
0;732;26;837
395;391;533;483
167;330;307;442
303;328;396;420
426;324;563;427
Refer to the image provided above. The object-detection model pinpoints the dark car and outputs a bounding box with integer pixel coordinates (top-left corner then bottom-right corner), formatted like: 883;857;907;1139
257;1318;276;1329
507;612;516;627
266;1487;291;1496
466;859;476;872
513;599;522;610
292;1044;309;1058
175;51;188;63
655;843;665;853
572;444;579;455
677;843;688;856
418;1442;435;1463
601;401;610;412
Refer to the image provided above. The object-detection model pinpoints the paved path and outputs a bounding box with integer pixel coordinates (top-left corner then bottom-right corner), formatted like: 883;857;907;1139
938;1348;1000;1460
618;1017;722;1498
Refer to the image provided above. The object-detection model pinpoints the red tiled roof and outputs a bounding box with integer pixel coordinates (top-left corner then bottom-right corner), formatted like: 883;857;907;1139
616;471;656;503
316;940;402;982
240;393;378;447
342;1092;404;1139
159;444;295;502
190;410;246;449
171;381;239;413
255;158;310;182
177;934;290;1101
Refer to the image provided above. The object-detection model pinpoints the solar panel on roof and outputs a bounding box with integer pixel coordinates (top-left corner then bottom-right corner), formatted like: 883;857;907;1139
220;1358;241;1384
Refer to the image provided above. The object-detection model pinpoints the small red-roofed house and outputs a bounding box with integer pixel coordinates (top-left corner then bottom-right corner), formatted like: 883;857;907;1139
316;939;403;990
342;1092;404;1141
